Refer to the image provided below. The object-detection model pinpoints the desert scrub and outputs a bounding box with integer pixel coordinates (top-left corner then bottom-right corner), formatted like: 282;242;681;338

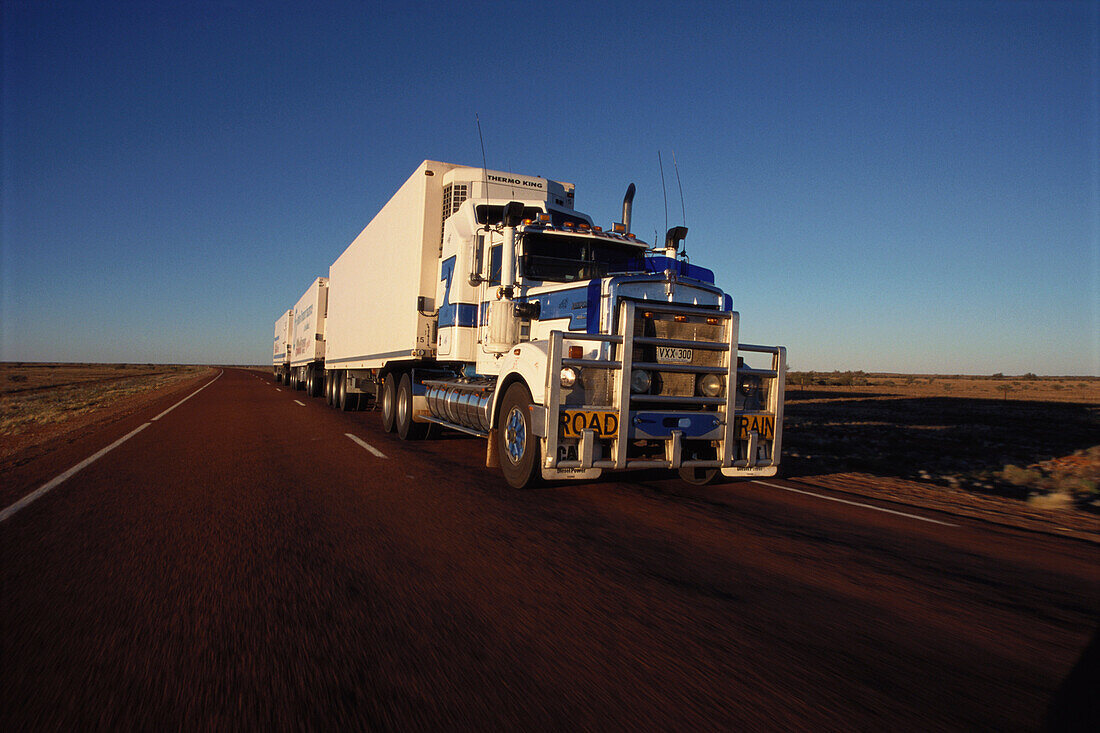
0;367;205;436
999;464;1042;486
998;447;1100;508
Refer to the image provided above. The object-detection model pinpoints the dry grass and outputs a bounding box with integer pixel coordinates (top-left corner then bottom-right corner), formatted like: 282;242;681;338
0;363;207;444
783;374;1100;513
787;373;1100;404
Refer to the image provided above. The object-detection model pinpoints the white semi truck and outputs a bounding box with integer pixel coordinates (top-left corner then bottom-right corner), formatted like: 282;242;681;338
272;309;292;384
274;160;785;488
286;276;329;395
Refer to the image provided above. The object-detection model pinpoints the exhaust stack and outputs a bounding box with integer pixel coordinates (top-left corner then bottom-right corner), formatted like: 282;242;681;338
621;183;636;234
664;226;688;258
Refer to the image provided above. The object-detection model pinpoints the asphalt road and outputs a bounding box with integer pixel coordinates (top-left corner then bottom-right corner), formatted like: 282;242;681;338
3;368;1098;730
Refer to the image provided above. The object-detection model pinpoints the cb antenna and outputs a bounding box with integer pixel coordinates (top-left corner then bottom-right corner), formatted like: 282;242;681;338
476;113;489;202
658;150;668;238
673;151;687;260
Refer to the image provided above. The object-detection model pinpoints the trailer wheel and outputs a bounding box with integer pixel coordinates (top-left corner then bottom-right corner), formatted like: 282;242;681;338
380;373;397;433
396;373;427;440
308;366;322;398
338;372;358;411
497;383;540;489
325;372;335;406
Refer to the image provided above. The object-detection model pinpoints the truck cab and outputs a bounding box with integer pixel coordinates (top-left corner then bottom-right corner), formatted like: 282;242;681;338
427;168;785;488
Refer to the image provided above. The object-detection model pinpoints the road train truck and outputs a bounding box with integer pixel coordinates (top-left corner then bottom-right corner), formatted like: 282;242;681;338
274;160;785;488
272;309;292;384
285;276;329;394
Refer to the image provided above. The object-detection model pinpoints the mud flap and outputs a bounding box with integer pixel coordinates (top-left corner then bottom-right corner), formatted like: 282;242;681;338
486;429;500;468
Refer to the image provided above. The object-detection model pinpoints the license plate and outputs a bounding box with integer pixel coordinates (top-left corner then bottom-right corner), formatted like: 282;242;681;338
560;410;619;439
734;415;774;441
656;346;693;363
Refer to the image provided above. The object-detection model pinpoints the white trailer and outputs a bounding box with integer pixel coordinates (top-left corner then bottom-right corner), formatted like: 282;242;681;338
287;276;328;395
288;160;786;488
272;309;293;383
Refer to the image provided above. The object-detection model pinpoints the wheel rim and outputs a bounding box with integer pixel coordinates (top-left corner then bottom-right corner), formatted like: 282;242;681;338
504;406;526;464
397;384;408;426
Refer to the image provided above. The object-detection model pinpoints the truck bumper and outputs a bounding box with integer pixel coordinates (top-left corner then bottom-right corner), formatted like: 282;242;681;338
541;299;785;477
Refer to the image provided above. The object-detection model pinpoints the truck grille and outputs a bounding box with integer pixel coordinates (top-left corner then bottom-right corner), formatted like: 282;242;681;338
632;317;724;399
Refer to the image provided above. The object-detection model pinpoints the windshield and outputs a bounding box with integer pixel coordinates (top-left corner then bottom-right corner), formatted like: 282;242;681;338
520;232;644;283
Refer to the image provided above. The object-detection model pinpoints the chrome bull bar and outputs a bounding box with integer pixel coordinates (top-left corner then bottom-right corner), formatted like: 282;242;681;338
543;299;785;474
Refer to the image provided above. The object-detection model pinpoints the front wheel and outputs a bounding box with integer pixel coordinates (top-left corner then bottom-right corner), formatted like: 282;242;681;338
496;383;540;489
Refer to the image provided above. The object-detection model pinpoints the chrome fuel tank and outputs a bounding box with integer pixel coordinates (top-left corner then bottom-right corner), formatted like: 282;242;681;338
424;378;495;434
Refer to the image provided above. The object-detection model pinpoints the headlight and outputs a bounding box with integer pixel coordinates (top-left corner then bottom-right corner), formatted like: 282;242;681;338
699;373;724;397
560;367;578;388
630;369;651;394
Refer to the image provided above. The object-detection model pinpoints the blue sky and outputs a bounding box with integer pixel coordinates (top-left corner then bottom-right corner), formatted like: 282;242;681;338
3;0;1097;375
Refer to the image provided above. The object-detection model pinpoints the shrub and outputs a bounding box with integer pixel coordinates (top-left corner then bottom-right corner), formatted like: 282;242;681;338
1028;491;1073;510
999;465;1041;487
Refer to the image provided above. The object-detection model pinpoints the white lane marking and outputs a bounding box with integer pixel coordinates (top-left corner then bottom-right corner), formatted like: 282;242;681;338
754;480;958;527
151;370;223;421
346;433;387;458
1;422;152;524
276;388;282;392
294;400;305;406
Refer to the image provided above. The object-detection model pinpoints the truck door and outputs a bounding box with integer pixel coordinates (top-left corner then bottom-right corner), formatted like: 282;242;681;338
478;237;502;352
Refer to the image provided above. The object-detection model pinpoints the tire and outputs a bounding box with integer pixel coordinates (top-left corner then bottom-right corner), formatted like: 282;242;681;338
326;372;335;406
308;367;322;398
338;372;357;411
496;382;540;489
380;373;397;433
678;466;718;485
396;373;427;440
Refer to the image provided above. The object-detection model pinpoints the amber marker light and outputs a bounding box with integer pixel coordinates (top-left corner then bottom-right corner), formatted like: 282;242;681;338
706;317;719;325
568;345;583;359
674;315;688;323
